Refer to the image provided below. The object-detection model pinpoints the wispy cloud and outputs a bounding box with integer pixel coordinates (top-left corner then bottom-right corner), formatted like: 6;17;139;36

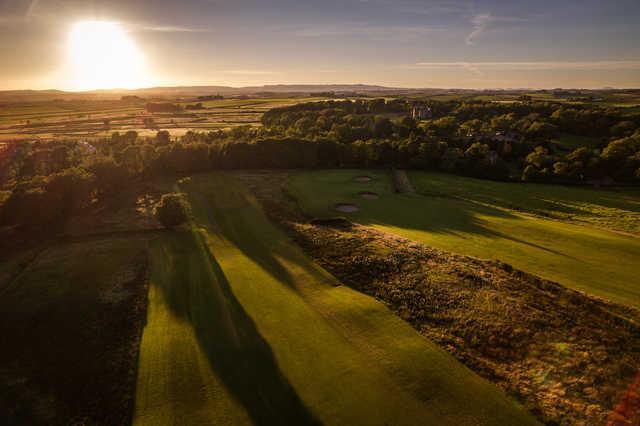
0;0;40;26
356;0;466;16
25;0;39;19
465;13;490;45
139;25;209;33
413;60;640;73
465;13;526;45
293;22;437;38
220;70;282;76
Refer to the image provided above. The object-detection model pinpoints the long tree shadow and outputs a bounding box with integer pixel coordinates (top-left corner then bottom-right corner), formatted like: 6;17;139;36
183;177;300;290
354;192;512;236
152;230;320;425
352;191;584;261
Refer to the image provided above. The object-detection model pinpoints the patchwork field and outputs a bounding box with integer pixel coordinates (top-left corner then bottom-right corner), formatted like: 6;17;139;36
288;170;640;308
0;97;326;142
134;173;537;425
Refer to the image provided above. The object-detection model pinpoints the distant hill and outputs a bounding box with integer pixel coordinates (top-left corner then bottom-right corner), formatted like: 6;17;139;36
99;84;406;96
0;84;419;102
1;85;638;103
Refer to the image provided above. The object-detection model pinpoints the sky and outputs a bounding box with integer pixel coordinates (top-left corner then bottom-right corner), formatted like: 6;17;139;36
1;0;639;90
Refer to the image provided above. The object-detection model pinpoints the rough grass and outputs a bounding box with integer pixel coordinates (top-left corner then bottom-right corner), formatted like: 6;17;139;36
134;172;537;425
254;196;640;425
0;237;148;425
288;170;640;309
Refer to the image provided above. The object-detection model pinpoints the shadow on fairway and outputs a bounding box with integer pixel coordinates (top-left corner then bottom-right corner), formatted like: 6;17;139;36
152;230;320;426
183;177;300;290
351;189;581;260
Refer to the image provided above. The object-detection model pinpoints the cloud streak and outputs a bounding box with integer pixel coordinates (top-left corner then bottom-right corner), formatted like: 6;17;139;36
411;61;640;80
415;61;640;71
139;25;209;33
465;13;491;45
357;0;466;16
465;13;527;45
25;0;39;19
293;22;437;38
220;70;282;76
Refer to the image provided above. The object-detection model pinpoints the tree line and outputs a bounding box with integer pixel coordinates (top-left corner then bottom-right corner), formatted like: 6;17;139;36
1;98;639;235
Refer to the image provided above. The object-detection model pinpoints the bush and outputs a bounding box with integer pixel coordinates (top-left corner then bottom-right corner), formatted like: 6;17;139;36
1;167;93;232
86;157;128;198
522;165;544;182
154;193;189;228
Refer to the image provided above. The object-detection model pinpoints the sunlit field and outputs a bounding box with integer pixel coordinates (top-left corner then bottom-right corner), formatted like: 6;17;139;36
2;0;640;424
409;171;640;235
2;89;640;424
134;173;536;425
0;96;327;142
288;170;640;309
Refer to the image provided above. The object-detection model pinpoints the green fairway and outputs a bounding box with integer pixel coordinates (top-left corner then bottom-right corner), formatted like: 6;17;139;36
409;171;640;235
134;172;537;425
288;170;640;308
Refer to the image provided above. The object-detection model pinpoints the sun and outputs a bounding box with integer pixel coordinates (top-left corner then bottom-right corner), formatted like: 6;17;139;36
67;21;147;90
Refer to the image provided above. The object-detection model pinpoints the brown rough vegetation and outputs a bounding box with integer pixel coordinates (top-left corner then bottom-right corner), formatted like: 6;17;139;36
238;171;640;426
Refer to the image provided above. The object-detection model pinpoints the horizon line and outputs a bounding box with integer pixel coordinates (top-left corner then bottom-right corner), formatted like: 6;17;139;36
1;83;640;94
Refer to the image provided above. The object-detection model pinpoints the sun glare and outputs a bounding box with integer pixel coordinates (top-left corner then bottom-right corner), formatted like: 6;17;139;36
67;21;147;90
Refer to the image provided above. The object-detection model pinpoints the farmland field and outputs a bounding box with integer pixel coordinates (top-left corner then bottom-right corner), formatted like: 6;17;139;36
0;96;327;142
134;172;537;425
288;170;640;308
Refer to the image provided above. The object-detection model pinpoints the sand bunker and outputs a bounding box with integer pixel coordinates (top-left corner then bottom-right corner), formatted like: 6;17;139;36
359;191;379;200
334;203;359;213
354;176;372;183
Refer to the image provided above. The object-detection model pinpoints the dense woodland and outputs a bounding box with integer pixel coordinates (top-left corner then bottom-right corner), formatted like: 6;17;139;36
1;98;639;234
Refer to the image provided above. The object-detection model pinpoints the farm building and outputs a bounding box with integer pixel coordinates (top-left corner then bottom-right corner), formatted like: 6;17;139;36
492;131;519;143
411;104;432;120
